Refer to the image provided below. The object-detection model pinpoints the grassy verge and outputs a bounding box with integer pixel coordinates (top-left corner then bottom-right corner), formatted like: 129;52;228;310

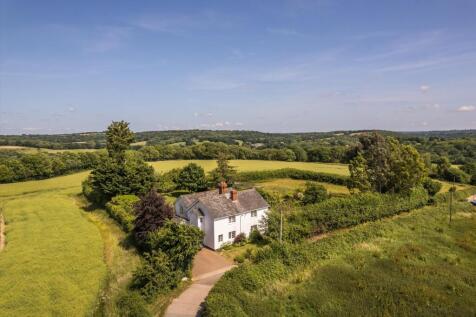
205;190;476;316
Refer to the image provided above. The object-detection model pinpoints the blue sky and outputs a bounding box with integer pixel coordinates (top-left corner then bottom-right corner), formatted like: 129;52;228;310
1;0;475;134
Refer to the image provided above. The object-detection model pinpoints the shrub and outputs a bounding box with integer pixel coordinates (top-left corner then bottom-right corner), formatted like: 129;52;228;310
249;229;264;244
116;291;151;317
234;254;245;264
302;182;328;205
147;220;203;273
422;178;442;196
133;190;174;249
131;251;181;300
443;167;471;184
233;233;247;245
106;195;140;232
82;176;106;205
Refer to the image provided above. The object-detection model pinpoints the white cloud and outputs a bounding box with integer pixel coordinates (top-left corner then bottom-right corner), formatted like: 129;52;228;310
266;27;308;38
456;105;475;112
68;106;76;112
420;85;430;93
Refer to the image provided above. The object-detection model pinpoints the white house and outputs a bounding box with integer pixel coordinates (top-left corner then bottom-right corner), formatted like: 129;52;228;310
175;182;269;250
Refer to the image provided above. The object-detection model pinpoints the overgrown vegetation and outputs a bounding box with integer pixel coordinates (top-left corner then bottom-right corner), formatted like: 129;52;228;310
205;189;476;316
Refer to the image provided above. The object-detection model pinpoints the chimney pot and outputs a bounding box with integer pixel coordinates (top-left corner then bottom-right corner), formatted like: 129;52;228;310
218;181;227;194
230;189;238;201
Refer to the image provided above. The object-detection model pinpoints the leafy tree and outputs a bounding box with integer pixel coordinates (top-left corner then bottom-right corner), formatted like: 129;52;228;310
106;120;134;163
302;182;328;205
209;153;237;186
348;133;427;193
422;178;442;196
436;156;452;178
133;190;174;247
177;163;207;192
147;220;203;273
131;250;181;299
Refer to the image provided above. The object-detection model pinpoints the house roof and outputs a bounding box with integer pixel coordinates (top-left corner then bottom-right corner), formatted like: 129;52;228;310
178;188;269;219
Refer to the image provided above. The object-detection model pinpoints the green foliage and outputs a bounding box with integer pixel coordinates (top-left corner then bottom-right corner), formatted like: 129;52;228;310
205;189;476;316
116;292;151;317
90;156;155;202
155;168;181;193
177;163;208;192
249;229;264;245
131;251;181;300
133;190;174;248
208;153;237;186
106;195;140;232
302;182;328;205
106;120;135;163
461;161;476;185
266;187;429;241
147;220;204;273
236;168;349;185
348;133;427;193
233;233;247;245
422;178;442;196
0;151;105;183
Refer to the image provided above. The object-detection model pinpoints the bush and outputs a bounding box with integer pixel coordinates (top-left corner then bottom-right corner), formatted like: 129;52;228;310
106;195;140;232
131;251;181;300
147;220;203;273
116;292;151;317
422;178;442;196
233;233;247;245
302;182;328;205
249;229;264;244
82;176;106;205
443;167;471;184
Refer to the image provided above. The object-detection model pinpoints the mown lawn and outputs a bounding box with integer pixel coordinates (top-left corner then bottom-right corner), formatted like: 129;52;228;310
206;195;476;316
150;160;349;175
0;173;107;317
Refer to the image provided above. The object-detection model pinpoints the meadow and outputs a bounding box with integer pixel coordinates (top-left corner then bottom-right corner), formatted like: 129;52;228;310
254;178;350;195
0;173;106;316
205;192;476;316
150;159;350;175
0;145;99;153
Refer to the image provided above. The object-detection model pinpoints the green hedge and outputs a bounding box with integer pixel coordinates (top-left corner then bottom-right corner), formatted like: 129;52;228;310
105;195;140;232
265;187;429;242
236;168;349;185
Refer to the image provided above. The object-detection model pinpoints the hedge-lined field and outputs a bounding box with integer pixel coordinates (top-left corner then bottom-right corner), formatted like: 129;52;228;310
205;189;476;316
149;160;349;175
254;178;350;195
0;173;106;316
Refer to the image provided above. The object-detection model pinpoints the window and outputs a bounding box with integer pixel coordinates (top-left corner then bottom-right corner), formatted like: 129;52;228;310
228;231;236;239
228;216;236;223
251;210;257;217
199;217;203;223
251;225;258;232
218;234;223;242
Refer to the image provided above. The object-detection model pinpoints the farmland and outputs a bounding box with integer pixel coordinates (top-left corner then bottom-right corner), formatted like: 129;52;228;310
150;160;349;175
0;173;106;316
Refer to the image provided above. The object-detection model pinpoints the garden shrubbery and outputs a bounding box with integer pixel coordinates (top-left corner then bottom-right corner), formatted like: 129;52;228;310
105;194;140;232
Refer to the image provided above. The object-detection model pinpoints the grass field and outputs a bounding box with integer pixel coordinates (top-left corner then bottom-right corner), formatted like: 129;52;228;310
206;195;476;316
254;178;350;195
438;180;471;193
0;173;106;316
150;160;349;175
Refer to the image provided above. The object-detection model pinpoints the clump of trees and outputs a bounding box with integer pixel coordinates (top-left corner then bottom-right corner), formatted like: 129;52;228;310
177;163;208;192
83;121;155;204
348;133;427;193
434;157;471;184
209;153;237;186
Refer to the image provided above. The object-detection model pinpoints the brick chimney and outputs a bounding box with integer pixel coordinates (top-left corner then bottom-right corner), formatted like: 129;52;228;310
230;189;238;201
218;181;227;194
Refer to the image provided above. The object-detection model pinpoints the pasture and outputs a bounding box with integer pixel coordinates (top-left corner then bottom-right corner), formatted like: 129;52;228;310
0;145;99;154
150;160;349;175
0;173;106;316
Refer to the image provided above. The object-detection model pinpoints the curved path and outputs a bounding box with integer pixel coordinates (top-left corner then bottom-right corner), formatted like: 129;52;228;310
164;248;234;317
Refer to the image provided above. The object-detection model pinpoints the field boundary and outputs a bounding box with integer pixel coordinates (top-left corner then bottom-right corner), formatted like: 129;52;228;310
0;213;5;252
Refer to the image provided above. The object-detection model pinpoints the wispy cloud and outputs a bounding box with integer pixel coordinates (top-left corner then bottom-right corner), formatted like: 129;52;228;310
456;105;475;112
83;26;131;53
266;27;309;38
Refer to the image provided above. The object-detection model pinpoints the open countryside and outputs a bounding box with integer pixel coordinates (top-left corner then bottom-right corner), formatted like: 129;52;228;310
2;1;476;316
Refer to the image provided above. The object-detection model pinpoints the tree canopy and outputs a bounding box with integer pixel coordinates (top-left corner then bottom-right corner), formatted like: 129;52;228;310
177;163;208;192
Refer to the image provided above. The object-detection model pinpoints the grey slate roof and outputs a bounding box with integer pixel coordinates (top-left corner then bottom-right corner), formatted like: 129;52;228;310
178;188;269;219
